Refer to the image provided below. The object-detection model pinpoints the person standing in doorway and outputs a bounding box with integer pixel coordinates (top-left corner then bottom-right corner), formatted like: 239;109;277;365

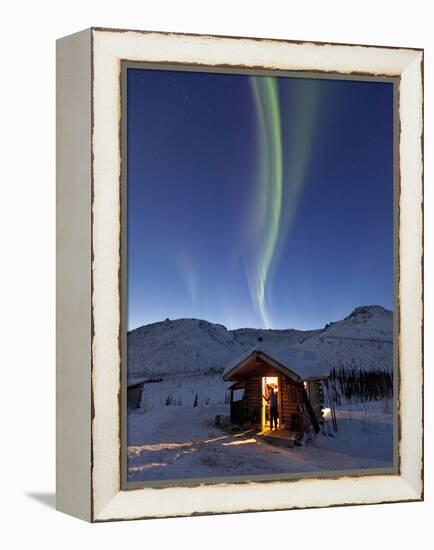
264;387;279;430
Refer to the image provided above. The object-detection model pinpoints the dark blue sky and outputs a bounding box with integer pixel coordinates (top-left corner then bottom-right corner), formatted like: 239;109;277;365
127;68;394;330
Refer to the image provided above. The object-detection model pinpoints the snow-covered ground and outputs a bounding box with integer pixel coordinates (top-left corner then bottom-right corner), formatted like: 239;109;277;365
127;400;394;482
138;373;228;411
127;306;394;482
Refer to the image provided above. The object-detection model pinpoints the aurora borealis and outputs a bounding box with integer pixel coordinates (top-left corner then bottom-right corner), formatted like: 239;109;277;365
248;77;283;328
247;76;322;327
127;68;394;330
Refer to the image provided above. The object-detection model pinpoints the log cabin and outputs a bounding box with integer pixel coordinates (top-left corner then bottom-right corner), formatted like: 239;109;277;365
223;345;330;439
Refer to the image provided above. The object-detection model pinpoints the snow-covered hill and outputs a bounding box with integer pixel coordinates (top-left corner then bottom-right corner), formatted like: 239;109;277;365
128;305;393;382
297;306;393;373
127;318;245;381
230;327;311;348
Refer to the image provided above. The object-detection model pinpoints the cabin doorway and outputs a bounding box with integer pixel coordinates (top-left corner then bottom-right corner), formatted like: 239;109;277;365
261;376;279;431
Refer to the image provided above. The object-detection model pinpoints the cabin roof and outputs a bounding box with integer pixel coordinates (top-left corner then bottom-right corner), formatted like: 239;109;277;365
127;377;147;389
223;344;330;382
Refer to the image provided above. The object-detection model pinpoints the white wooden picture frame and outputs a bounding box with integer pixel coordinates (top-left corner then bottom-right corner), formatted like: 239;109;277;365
56;27;423;522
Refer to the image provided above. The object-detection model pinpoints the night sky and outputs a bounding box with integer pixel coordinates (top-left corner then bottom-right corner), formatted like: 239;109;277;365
127;68;394;331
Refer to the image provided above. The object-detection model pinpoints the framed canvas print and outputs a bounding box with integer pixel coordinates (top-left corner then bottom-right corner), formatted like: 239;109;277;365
56;27;423;522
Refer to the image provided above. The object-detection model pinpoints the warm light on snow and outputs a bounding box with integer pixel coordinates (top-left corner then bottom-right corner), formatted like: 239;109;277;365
127;400;394;482
222;438;257;446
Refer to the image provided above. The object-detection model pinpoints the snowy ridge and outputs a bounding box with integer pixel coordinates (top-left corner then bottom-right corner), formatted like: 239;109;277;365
297;306;393;373
127;318;245;380
128;306;393;382
231;327;310;348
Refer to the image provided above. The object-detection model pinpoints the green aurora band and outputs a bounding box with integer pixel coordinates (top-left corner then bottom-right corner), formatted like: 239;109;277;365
248;76;321;328
249;77;283;328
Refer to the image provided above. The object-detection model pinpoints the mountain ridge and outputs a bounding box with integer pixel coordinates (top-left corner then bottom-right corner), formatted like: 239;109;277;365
128;305;393;381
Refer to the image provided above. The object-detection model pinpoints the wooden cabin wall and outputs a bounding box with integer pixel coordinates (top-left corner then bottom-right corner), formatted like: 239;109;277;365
280;377;303;428
244;376;261;423
306;380;324;423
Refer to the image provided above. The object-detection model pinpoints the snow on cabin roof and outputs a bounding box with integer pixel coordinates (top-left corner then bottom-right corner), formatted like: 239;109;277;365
127;377;147;388
223;343;330;381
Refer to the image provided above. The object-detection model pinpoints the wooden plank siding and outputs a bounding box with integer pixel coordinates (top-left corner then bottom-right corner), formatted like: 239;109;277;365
280;377;303;428
245;377;261;423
